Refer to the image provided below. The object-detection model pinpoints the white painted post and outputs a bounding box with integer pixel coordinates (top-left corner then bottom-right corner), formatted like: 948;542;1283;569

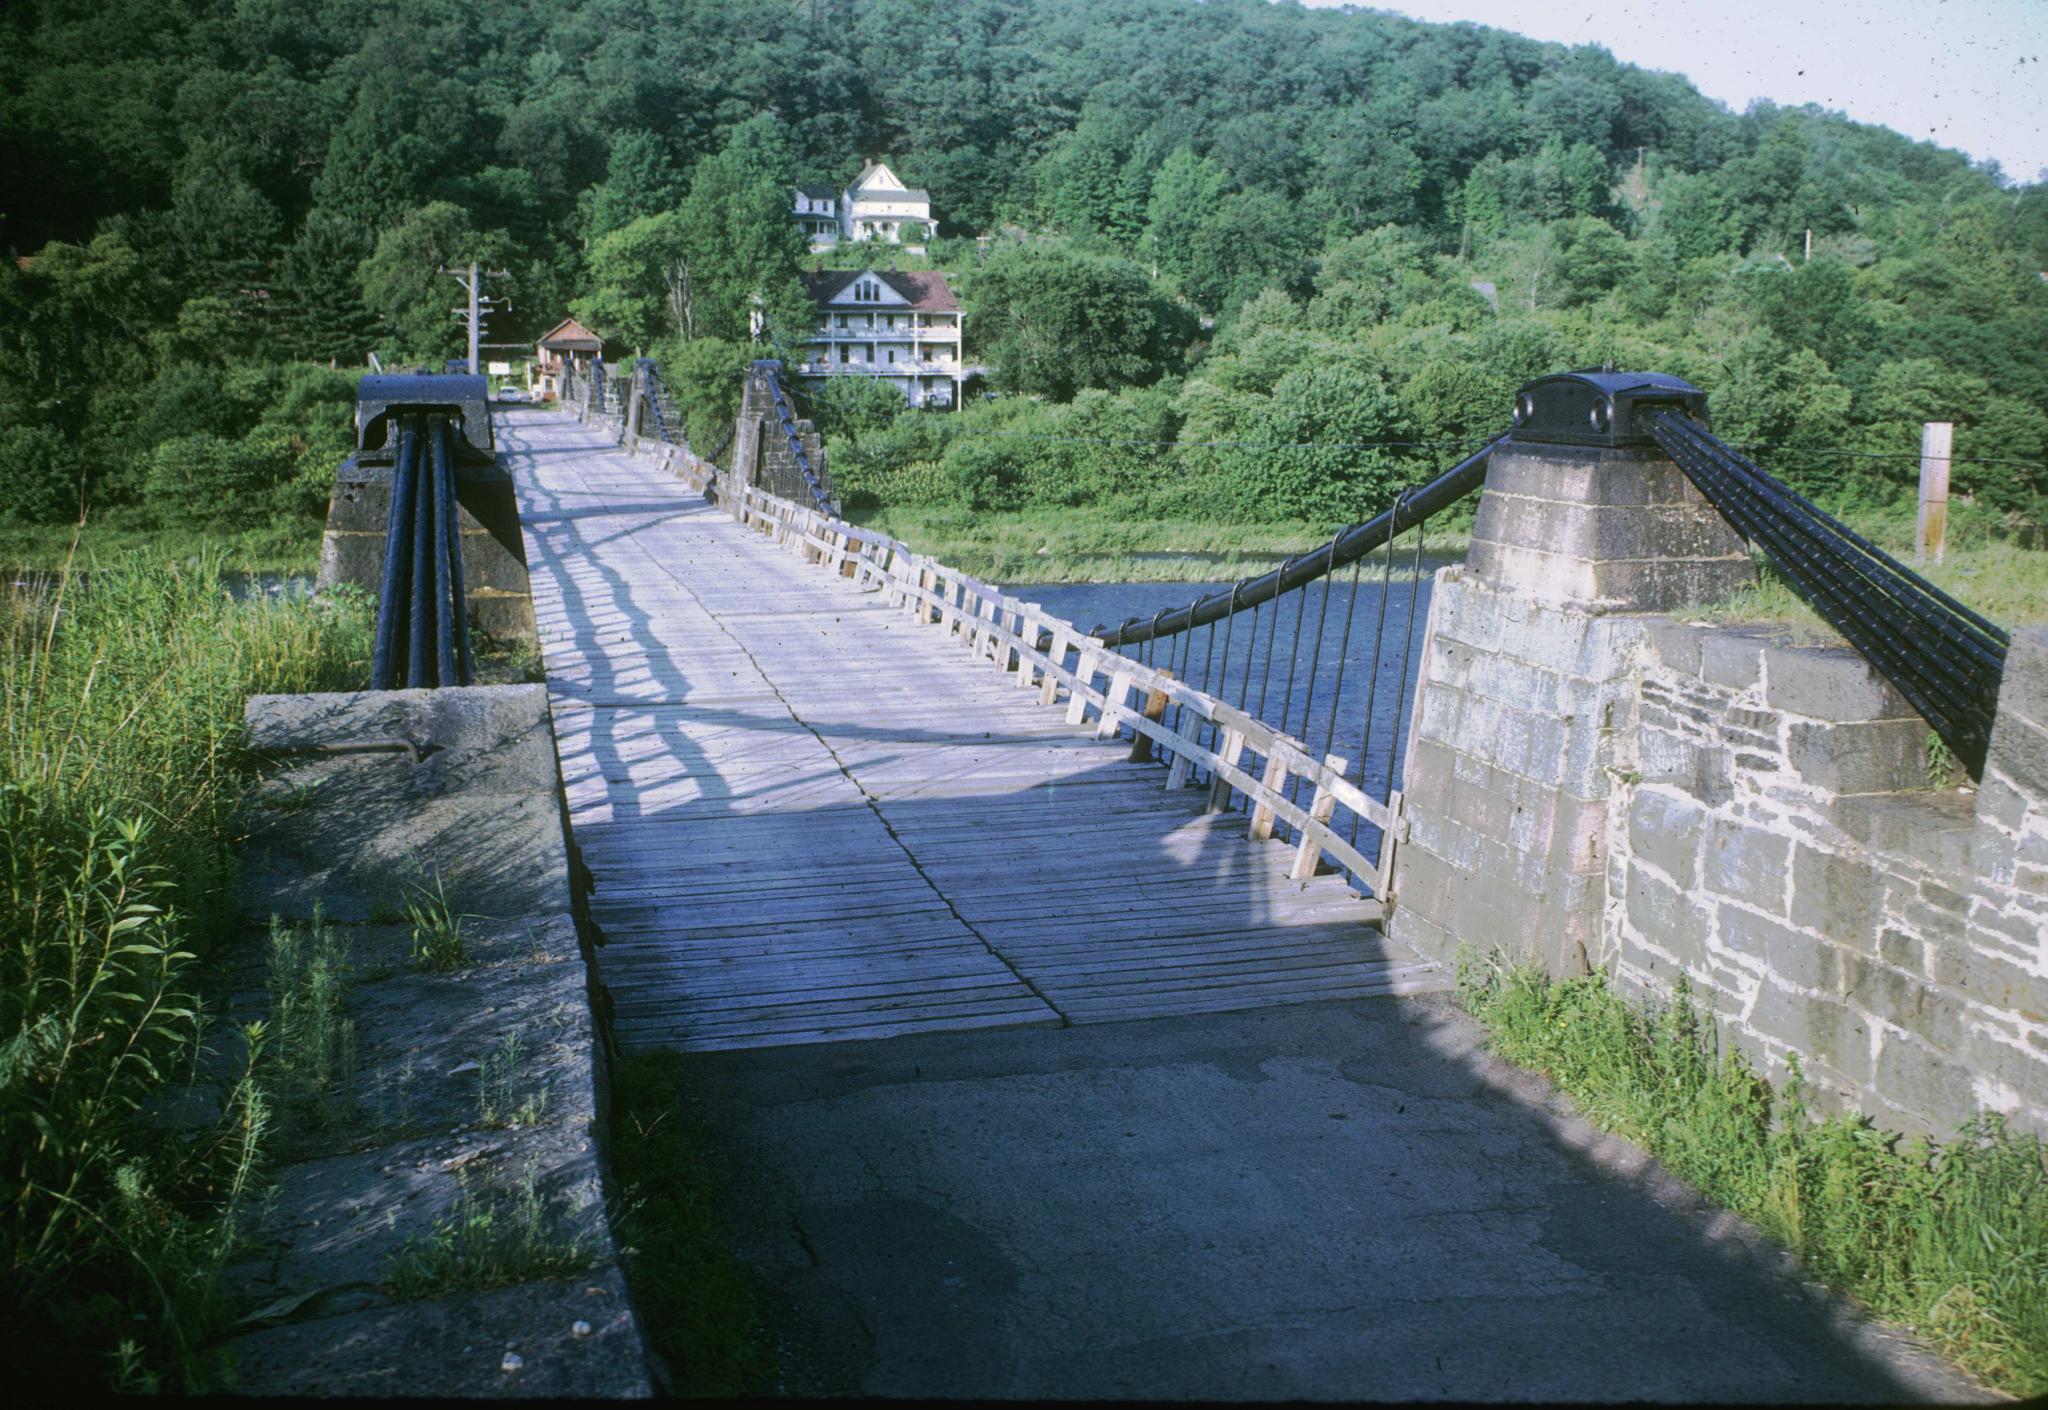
1289;754;1347;881
1065;649;1096;726
1098;667;1134;739
1917;421;1952;565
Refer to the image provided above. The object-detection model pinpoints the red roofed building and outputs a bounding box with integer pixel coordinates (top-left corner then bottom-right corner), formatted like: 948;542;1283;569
795;268;977;410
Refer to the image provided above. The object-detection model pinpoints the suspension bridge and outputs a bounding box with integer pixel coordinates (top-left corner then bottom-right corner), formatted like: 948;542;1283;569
500;407;1448;1050
477;359;2011;1055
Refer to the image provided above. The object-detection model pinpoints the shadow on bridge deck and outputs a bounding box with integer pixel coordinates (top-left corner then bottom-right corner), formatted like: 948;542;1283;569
495;410;1984;1404
506;409;1439;1051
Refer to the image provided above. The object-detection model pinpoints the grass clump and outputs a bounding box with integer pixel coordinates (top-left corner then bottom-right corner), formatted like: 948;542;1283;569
0;548;371;1389
384;1166;595;1300
266;909;357;1130
610;1053;773;1396
406;872;470;973
476;1033;549;1129
1456;953;2048;1396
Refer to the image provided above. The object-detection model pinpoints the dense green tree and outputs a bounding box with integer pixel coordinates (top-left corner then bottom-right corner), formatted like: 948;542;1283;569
358;203;515;356
673;115;811;344
1178;191;1318;318
1143;148;1231;282
966;244;1195;399
272;214;381;365
584;130;687;244
575;212;690;351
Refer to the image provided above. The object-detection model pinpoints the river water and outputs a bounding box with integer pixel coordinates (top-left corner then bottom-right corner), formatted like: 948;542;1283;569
1023;555;1460;828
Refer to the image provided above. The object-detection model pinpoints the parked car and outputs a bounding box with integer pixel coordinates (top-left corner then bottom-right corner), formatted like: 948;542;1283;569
496;387;528;403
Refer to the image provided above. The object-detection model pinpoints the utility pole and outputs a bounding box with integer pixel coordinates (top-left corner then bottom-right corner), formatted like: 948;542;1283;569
1917;421;1953;565
441;262;510;374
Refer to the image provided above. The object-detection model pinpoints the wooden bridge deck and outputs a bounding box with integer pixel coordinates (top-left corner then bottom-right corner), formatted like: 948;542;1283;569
500;410;1446;1051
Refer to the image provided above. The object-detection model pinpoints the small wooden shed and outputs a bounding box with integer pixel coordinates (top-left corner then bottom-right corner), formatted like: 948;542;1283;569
534;317;605;402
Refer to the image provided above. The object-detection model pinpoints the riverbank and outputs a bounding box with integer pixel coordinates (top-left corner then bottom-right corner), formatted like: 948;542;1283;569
2;520;325;577
1684;542;2048;634
848;505;1473;584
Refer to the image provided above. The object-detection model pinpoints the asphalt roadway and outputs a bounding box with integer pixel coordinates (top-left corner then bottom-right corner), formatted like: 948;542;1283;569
673;992;1990;1402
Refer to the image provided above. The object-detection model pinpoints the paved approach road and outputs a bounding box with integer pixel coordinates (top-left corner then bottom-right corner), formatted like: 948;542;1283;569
675;962;1985;1400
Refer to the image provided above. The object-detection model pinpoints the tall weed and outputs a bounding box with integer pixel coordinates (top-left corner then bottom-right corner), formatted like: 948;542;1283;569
0;549;370;1388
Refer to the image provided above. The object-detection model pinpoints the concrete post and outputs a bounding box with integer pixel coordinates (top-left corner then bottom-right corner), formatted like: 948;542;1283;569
1388;375;1755;975
624;362;646;454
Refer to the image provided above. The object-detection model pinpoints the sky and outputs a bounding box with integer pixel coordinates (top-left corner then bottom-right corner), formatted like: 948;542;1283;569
1299;0;2048;184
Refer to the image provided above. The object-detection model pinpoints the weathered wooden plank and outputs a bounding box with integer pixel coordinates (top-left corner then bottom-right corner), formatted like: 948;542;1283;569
502;409;1441;1054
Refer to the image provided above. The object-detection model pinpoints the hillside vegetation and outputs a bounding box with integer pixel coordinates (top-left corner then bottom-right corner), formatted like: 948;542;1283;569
3;0;2043;545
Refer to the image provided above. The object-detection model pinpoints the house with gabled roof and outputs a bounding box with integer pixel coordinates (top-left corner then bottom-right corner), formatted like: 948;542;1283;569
533;316;605;402
791;161;938;252
794;268;976;409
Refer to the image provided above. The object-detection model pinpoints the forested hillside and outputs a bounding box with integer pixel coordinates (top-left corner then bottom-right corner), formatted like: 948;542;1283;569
4;0;2046;539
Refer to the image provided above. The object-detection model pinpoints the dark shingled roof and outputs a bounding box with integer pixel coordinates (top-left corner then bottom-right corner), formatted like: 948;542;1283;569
796;183;837;201
800;269;959;311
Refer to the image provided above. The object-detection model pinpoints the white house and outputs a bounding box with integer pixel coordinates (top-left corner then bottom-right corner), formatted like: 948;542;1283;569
792;184;839;244
791;162;938;252
794;269;975;409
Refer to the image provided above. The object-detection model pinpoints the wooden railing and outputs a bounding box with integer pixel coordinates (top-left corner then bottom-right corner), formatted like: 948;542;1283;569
723;478;1406;903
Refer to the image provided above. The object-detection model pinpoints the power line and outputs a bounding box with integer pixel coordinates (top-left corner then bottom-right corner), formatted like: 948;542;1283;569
948;430;1490;453
930;426;2045;472
1730;440;2046;471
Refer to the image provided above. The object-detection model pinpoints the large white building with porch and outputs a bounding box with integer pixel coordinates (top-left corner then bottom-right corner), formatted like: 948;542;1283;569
791;162;938;251
795;269;973;409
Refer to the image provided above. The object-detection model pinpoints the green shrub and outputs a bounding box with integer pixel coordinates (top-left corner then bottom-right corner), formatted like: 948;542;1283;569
1457;955;2048;1397
0;423;84;524
141;433;278;526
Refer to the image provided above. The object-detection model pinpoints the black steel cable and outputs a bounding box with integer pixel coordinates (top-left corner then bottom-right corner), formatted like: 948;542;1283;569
406;422;435;688
1658;416;2008;688
429;415;457;687
1215;584;1241;762
1091;434;1504;647
1318;551;1367;773
370;420;421;690
1672;435;1990;751
1350;490;1402;850
1648;411;2009;773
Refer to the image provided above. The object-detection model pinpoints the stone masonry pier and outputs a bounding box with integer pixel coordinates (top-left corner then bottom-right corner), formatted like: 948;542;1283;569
1390;432;2048;1137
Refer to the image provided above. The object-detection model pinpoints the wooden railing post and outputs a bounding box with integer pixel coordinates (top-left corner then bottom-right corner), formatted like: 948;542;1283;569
1017;607;1043;689
1165;701;1205;789
1248;752;1290;841
1097;666;1134;739
1129;672;1173;762
1376;788;1405;902
1289;753;1348;881
1041;626;1069;706
1066;649;1097;726
1208;728;1245;811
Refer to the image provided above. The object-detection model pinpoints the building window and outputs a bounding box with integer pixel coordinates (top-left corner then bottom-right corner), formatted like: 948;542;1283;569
886;351;895;364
